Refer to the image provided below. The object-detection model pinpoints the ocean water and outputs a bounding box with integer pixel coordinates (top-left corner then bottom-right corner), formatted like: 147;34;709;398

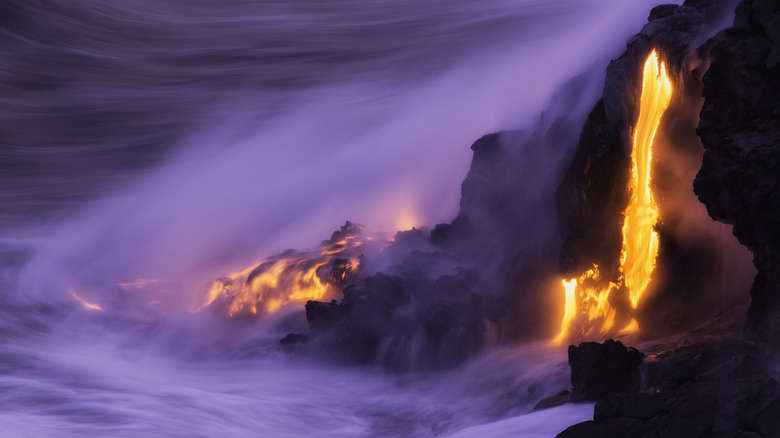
0;0;672;436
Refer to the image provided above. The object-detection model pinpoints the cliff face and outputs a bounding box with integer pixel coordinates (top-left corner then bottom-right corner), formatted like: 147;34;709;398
558;1;780;435
694;0;780;347
556;3;714;281
554;1;742;336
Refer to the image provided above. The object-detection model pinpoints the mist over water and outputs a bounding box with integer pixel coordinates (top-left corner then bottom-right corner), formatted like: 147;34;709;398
2;0;674;435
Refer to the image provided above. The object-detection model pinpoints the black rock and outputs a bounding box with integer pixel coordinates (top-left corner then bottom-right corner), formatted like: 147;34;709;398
279;333;309;346
559;336;780;437
558;376;780;438
568;339;645;401
533;389;572;411
693;0;780;347
649;4;678;21
421;297;484;362
302;273;409;364
557;417;656;438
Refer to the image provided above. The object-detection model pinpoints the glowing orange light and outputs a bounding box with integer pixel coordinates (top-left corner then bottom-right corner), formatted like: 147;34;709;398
394;211;419;232
71;292;103;311
555;49;672;343
199;231;370;317
622;49;672;309
554;278;578;344
620;318;640;334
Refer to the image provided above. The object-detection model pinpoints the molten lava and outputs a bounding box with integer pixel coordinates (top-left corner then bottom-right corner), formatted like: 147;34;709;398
200;222;371;317
622;50;672;309
555;50;673;342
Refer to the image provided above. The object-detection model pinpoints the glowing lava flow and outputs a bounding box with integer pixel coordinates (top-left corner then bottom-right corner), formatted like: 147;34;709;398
555;49;673;343
621;50;672;309
199;222;370;317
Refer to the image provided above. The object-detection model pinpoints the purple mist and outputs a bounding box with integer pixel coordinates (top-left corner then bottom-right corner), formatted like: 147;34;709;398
0;0;688;436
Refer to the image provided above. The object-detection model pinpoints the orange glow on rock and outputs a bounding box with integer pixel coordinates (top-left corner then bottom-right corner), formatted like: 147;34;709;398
555;49;672;343
199;228;369;318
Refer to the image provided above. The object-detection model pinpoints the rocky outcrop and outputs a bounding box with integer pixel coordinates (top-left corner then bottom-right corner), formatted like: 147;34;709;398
568;339;645;401
301;273;411;365
553;1;780;434
693;0;780;347
287;270;490;370
558;339;778;437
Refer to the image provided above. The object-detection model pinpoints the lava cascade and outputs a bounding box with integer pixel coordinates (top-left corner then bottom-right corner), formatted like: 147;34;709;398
555;49;672;342
200;222;373;317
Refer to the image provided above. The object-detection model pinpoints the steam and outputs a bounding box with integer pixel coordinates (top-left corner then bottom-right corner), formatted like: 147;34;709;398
1;0;743;436
15;0;673;309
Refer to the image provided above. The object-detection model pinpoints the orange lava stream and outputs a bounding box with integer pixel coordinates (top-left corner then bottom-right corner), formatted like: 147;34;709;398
622;50;672;308
555;49;672;343
199;233;366;317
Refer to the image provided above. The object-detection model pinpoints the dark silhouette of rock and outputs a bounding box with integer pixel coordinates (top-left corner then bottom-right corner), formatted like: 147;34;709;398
568;339;645;401
649;5;679;22
556;99;628;280
299;270;489;370
694;0;780;348
533;389;573;411
558;375;780;438
559;337;780;437
303;273;410;364
324;220;363;244
279;333;309;346
420;295;485;365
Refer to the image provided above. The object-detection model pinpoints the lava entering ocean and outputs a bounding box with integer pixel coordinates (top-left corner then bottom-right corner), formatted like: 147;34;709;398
555;49;673;343
199;222;375;317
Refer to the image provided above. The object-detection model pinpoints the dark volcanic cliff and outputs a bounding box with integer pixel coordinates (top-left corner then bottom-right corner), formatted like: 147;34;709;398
558;0;780;436
694;0;780;347
556;0;737;334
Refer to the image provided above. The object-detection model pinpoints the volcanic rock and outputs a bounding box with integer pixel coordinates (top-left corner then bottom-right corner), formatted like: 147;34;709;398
557;375;780;438
303;273;409;364
694;0;780;347
324;220;362;244
568;339;645;401
559;337;779;437
279;333;309;346
298;269;493;370
440;71;605;342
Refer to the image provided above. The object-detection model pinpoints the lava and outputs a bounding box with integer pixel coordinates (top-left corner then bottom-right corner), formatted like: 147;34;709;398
555;49;672;342
622;49;672;309
199;222;371;317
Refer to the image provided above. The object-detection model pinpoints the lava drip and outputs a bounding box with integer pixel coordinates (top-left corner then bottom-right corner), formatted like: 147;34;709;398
555;50;672;343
